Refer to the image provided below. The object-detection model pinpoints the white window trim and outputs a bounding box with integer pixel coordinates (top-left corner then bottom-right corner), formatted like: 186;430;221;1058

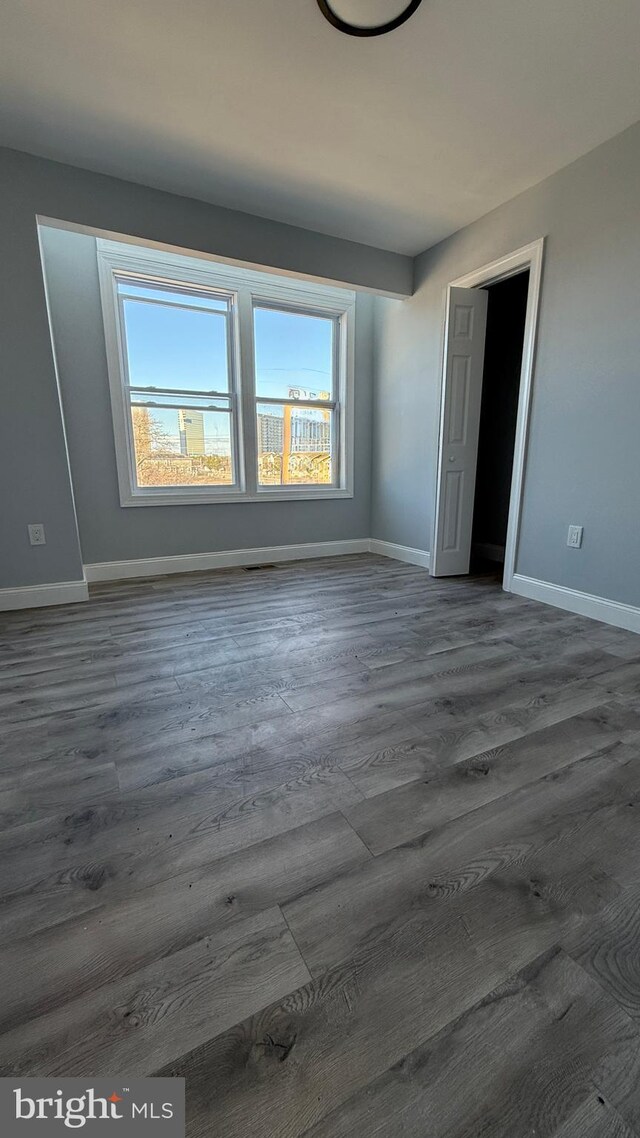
96;239;355;507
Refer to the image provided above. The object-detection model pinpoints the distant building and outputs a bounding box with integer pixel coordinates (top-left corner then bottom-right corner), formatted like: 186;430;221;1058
257;406;330;455
178;409;205;456
287;388;330;452
257;411;284;453
290;415;330;452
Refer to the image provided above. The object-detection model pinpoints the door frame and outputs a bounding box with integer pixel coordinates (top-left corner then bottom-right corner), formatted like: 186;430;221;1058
432;238;545;591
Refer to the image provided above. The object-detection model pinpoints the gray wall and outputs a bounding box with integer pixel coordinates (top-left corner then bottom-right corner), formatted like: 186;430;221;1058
40;226;374;565
372;120;640;607
0;146;410;588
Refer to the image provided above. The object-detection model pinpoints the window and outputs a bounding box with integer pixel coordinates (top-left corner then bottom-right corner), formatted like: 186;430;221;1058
97;240;355;506
254;305;336;488
117;279;237;491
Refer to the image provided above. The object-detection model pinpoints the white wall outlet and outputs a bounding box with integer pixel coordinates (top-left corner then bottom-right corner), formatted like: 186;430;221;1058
567;525;583;549
28;524;46;546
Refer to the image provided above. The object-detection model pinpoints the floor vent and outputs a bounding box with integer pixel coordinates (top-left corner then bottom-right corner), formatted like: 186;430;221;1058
242;564;277;572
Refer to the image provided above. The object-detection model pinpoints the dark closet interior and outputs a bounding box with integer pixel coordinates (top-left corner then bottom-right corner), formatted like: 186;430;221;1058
471;270;529;572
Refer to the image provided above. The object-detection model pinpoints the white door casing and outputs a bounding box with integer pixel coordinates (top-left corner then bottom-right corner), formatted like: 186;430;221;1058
431;286;488;576
431;239;545;589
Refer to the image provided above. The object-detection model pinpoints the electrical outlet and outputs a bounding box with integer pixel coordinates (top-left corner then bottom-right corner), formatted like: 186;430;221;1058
28;524;46;546
567;525;583;549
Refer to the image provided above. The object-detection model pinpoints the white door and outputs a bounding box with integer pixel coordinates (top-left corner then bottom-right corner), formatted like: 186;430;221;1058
431;286;488;576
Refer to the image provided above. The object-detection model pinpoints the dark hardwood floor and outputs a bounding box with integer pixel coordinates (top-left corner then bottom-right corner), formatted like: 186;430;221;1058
2;553;640;1136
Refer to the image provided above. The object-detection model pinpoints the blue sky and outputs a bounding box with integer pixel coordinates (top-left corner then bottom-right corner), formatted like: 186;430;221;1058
121;283;333;452
253;306;333;401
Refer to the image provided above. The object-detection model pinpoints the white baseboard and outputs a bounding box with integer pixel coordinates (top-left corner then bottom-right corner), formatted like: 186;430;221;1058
511;574;640;635
85;539;370;583
369;539;431;569
0;579;89;612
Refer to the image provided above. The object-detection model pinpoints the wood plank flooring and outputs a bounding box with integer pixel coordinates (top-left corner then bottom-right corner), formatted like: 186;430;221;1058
1;553;640;1136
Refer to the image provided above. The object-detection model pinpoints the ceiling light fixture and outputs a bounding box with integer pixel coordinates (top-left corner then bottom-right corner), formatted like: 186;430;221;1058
317;0;423;37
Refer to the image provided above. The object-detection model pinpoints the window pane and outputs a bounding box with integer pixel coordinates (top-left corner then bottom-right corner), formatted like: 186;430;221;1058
119;281;230;393
253;307;334;401
117;280;229;312
256;402;332;486
131;405;233;487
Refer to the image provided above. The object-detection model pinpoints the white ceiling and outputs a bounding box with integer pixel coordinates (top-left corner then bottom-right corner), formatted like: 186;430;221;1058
1;0;640;255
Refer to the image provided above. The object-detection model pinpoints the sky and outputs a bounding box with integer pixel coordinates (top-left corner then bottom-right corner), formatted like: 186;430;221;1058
120;281;333;453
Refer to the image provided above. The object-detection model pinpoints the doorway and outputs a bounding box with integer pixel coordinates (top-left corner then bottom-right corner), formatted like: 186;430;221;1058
471;271;529;574
431;239;544;590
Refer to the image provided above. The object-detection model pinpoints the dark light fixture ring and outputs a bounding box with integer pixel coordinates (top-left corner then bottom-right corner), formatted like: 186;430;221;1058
317;0;423;37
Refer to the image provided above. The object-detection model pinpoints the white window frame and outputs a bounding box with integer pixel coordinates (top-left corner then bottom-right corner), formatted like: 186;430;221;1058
97;239;355;506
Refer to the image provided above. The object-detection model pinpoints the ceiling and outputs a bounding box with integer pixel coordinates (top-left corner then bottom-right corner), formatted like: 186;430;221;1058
1;0;640;255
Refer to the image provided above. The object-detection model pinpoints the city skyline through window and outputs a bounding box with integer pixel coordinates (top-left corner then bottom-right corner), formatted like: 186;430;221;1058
120;284;335;472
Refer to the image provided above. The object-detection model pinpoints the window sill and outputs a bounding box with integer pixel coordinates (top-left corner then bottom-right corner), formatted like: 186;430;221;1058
119;487;354;507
